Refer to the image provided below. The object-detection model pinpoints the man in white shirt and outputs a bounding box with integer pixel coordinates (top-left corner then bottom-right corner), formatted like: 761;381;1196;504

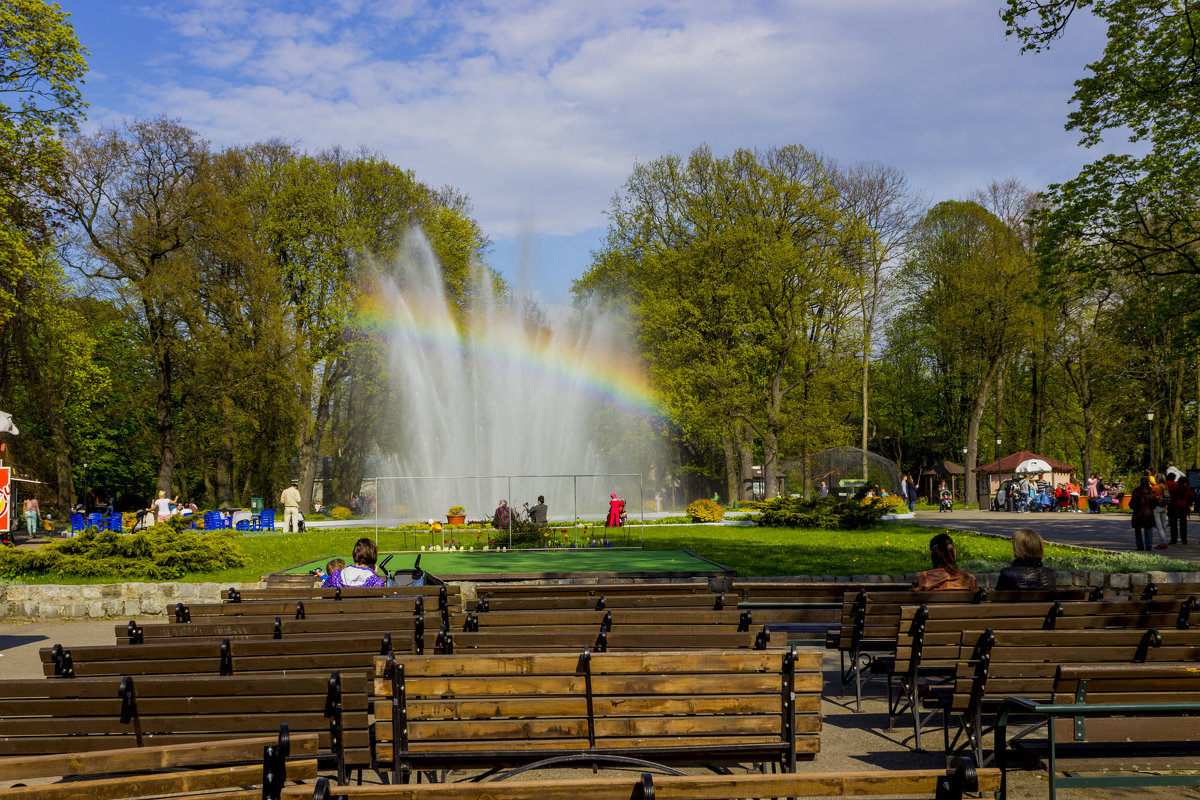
280;481;302;533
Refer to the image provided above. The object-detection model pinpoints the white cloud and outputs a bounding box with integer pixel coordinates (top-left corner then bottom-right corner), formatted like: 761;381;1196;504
80;0;1110;298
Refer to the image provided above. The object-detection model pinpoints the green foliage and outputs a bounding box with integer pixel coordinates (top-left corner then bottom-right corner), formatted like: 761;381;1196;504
0;523;245;580
757;495;892;530
685;498;725;522
447;505;465;515
329;506;352;521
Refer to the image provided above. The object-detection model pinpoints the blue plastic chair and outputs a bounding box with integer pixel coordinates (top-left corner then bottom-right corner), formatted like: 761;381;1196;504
255;509;276;532
86;512;103;530
70;513;86;535
107;515;123;533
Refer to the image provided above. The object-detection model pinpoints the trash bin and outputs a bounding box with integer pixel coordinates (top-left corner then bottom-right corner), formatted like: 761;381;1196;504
250;497;263;514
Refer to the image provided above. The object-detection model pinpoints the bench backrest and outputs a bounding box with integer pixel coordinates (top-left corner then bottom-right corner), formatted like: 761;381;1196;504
1049;662;1200;744
949;627;1200;717
0;726;318;800
417;626;769;654
118;615;426;644
372;648;821;779
836;588;1096;655
895;599;1199;677
43;634;399;681
297;761;1000;799
0;671;370;780
223;584;458;603
472;581;711;599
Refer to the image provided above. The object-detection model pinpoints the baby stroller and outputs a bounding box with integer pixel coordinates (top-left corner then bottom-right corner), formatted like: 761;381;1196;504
938;490;953;512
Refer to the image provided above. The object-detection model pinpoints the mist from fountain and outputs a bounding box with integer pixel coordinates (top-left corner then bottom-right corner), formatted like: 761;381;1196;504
373;231;653;526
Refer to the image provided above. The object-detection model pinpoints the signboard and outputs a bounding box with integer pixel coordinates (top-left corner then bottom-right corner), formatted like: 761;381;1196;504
0;466;10;533
838;479;867;488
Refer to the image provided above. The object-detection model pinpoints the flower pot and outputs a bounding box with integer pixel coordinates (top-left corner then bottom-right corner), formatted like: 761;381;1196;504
446;514;466;526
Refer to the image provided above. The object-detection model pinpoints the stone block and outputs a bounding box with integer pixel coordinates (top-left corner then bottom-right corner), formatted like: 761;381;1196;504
1109;573;1130;589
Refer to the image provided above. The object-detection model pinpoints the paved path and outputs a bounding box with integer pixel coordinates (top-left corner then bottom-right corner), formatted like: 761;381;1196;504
906;508;1200;564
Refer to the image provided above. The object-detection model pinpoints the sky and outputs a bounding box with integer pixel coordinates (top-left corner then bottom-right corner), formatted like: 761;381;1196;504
61;0;1111;305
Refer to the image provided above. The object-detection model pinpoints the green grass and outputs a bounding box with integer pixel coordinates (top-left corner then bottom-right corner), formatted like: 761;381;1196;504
4;521;1193;584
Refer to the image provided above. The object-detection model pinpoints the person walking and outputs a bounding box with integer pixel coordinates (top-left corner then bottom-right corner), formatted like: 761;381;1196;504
1152;472;1171;546
22;496;38;535
1086;473;1100;514
1168;474;1194;545
280;481;302;533
905;476;918;513
1130;476;1157;552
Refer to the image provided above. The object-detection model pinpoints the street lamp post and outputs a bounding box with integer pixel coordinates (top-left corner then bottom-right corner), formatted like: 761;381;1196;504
995;437;1004;511
1146;408;1156;474
961;446;968;505
81;462;88;514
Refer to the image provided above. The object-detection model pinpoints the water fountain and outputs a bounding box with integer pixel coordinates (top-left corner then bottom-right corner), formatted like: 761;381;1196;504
370;231;657;526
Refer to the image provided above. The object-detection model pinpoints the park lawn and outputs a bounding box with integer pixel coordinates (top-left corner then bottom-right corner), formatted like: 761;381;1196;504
4;521;1191;584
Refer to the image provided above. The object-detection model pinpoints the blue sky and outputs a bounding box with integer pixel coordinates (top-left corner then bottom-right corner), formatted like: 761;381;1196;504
63;1;1110;305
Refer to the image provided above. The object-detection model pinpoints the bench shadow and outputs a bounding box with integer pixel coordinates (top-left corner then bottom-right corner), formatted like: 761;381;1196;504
0;634;49;653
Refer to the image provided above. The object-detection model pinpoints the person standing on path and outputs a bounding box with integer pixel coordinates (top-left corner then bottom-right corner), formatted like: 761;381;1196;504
1151;472;1170;545
1168;474;1194;545
1130;476;1157;552
281;481;302;533
22;496;38;534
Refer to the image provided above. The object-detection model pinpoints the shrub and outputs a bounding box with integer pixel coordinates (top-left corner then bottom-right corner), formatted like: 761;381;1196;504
0;524;246;580
329;506;353;521
757;495;890;530
686;499;725;523
447;505;466;516
871;495;906;512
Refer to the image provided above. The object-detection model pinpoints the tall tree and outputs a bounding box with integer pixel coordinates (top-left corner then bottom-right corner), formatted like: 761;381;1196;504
578;144;866;498
61;117;210;497
900;200;1038;505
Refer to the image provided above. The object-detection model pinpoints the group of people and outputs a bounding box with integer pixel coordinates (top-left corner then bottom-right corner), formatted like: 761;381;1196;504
1127;468;1196;551
348;492;375;517
489;493;627;530
913;528;1054;592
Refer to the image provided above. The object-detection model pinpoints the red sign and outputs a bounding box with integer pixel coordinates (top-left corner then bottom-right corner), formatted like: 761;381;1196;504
0;466;9;532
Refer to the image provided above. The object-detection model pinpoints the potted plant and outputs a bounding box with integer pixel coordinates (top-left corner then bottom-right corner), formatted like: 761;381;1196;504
446;505;467;525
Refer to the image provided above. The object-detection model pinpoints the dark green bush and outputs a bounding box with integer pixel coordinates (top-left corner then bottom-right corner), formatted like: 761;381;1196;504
756;495;891;530
0;520;247;580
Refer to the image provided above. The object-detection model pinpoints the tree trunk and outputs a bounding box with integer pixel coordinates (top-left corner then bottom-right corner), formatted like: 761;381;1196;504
861;343;870;482
720;433;739;506
966;356;1004;506
149;314;177;497
216;418;234;508
736;424;754;501
297;358;344;514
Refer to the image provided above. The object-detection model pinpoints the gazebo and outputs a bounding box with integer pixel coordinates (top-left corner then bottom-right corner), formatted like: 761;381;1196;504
919;460;965;503
973;450;1079;501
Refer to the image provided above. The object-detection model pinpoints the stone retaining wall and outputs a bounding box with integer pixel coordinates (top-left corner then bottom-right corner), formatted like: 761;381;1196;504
0;582;265;620
2;570;1198;620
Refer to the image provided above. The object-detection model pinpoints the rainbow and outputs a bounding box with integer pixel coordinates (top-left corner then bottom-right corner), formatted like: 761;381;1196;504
352;291;663;418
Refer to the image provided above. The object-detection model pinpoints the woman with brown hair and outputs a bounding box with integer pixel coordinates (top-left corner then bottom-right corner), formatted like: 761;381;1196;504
911;533;977;591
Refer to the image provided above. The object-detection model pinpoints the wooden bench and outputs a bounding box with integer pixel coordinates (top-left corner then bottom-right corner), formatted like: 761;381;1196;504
294;760;1000;799
930;626;1200;766
0;670;370;783
170;595;446;626
223;584;458;605
1138;580;1200;603
118;614;427;645
458;607;754;632
467;591;737;612
995;663;1200;799
0;725;317;800
43;633;400;682
372;647;821;782
416;624;769;654
891;597;1198;748
832;587;1097;710
470;580;711;599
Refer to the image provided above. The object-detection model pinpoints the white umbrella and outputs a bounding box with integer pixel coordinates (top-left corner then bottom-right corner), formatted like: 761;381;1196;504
1013;458;1053;474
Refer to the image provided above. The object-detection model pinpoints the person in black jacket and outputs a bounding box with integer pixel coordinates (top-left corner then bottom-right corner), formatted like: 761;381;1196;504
996;528;1056;590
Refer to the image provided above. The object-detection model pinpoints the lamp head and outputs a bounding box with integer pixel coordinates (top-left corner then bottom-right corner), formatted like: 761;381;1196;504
1146;408;1156;422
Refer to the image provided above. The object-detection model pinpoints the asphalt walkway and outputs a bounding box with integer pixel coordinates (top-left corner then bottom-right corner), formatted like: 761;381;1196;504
907;507;1200;563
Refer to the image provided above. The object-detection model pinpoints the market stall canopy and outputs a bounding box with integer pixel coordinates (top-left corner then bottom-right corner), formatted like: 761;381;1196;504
973;450;1078;474
921;460;965;477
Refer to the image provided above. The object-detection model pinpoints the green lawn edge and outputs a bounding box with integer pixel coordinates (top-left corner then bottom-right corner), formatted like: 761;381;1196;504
2;521;1191;585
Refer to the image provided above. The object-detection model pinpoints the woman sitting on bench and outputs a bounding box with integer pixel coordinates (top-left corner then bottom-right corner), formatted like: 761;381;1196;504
325;538;385;588
911;533;977;591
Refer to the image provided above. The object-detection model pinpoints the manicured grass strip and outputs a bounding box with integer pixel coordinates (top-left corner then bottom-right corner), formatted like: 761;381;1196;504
3;523;1193;585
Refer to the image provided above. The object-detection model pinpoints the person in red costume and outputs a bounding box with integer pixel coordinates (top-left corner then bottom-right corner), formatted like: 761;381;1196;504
606;493;624;527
